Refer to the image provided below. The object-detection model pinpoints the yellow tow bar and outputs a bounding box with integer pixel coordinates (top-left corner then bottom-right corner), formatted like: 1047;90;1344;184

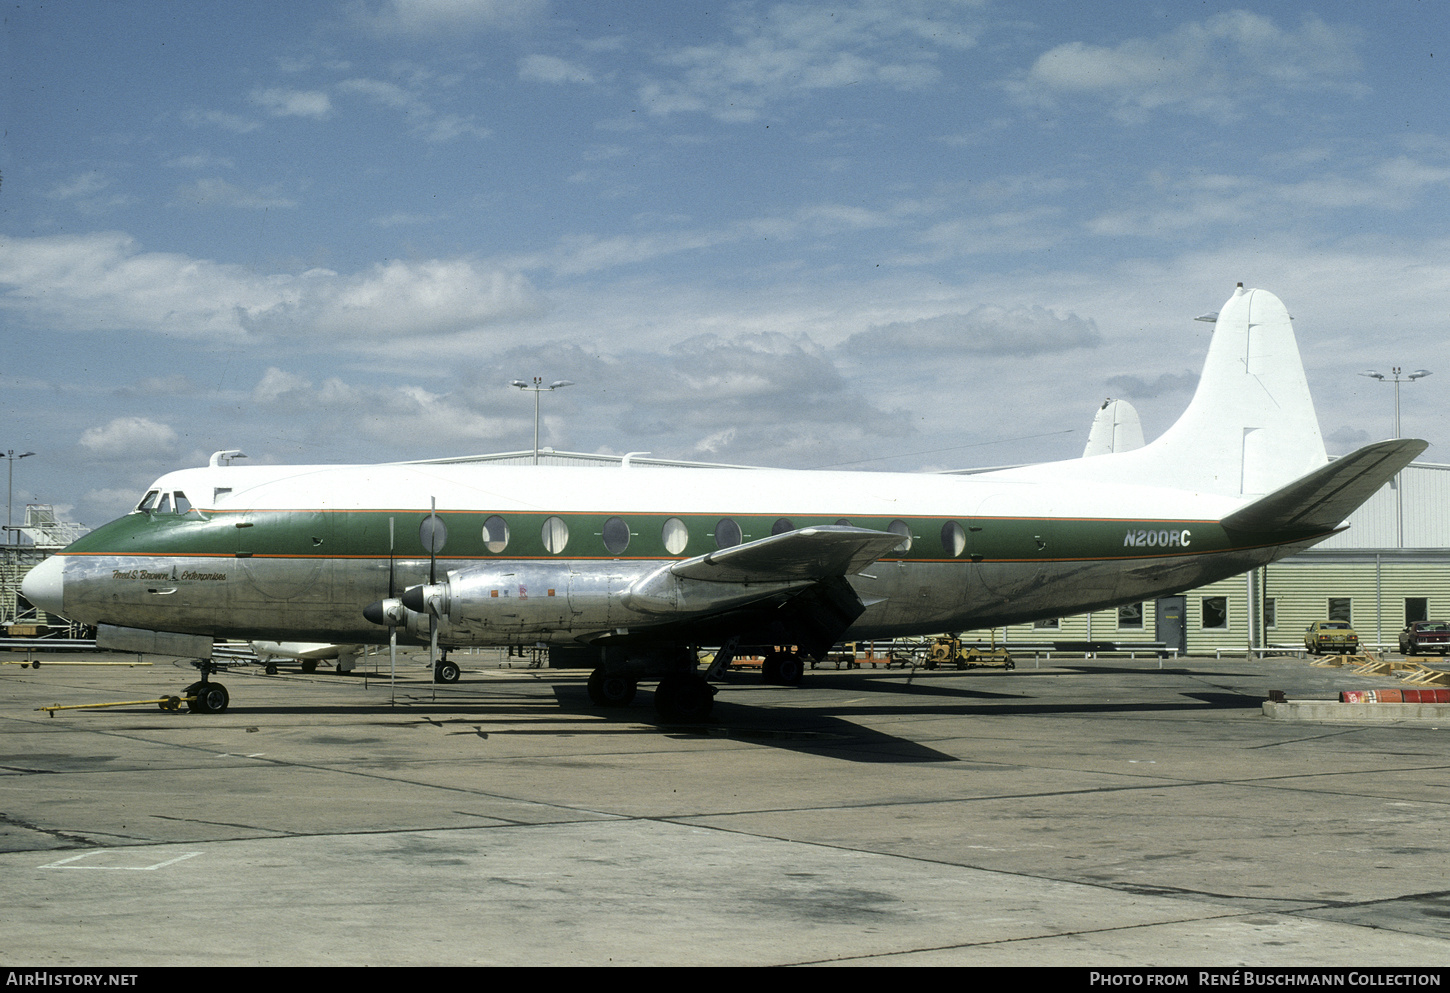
38;695;190;716
5;660;152;668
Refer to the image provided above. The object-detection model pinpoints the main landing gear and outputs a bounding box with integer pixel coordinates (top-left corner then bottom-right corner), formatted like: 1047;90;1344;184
586;668;715;722
585;645;809;723
761;650;805;686
587;668;638;707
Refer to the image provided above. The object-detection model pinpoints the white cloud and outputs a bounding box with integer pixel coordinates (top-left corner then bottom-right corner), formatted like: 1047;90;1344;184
47;172;112;200
1014;11;1366;122
845;305;1101;359
0;233;546;341
79;417;179;458
244;258;548;338
248;368;514;449
173;178;298;210
253;367;314;404
250;87;333;118
1084;156;1450;238
182;107;262;133
44;171;135;216
519;54;595;85
338;77;491;142
163;152;236;170
636;0;981;122
352;0;548;37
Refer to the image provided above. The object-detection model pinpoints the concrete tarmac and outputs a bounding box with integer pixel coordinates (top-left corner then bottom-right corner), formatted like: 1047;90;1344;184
2;648;1449;967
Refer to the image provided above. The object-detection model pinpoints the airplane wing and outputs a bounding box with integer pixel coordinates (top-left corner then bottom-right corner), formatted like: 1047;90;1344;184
1221;438;1428;533
669;525;905;583
620;527;902;650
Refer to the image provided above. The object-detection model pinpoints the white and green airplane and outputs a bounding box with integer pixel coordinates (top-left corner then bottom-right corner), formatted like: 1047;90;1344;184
23;285;1425;720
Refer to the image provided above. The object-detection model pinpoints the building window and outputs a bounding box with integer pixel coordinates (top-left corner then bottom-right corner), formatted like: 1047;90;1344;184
1406;597;1428;626
1201;596;1228;630
1263;597;1277;630
1033;617;1060;630
1117;602;1143;630
1328;598;1352;624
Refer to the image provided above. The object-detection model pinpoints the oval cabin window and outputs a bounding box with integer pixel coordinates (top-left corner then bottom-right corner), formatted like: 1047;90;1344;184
542;516;569;554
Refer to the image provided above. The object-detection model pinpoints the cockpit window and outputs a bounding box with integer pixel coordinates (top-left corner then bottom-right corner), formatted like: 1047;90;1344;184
136;490;160;513
155;493;172;515
173;492;192;515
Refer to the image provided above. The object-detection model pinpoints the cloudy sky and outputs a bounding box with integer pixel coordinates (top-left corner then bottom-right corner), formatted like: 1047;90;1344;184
3;0;1448;527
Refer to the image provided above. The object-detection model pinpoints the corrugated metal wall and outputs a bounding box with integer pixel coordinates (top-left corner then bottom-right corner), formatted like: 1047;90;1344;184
992;557;1450;654
1317;461;1450;550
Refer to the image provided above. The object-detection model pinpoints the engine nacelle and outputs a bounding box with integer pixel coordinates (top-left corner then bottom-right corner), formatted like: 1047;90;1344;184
439;565;628;638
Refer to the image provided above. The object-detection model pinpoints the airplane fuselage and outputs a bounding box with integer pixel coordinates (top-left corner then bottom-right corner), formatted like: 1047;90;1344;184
39;461;1327;650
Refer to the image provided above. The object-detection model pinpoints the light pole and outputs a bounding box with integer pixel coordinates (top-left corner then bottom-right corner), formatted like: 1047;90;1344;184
1359;367;1431;546
4;450;35;545
510;378;574;465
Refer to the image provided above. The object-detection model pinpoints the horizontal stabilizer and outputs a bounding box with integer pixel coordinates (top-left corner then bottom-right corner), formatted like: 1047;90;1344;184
671;525;904;584
1221;439;1427;533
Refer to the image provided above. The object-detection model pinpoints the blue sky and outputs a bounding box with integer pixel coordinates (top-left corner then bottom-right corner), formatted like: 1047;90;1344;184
3;0;1448;527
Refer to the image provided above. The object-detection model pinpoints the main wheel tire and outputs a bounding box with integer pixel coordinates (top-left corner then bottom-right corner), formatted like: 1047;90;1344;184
762;651;805;686
761;652;781;684
435;660;461;683
653;673;715;723
774;652;805;686
587;668;637;707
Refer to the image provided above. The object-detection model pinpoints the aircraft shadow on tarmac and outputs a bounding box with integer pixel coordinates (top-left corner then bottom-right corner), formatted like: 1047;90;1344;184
139;667;1263;765
542;674;1268;764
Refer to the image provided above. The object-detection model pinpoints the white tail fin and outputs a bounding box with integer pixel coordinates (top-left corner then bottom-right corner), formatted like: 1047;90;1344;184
1136;284;1327;495
993;285;1329;497
1082;398;1144;457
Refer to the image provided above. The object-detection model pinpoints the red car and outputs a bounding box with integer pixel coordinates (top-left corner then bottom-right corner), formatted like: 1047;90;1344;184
1399;620;1450;655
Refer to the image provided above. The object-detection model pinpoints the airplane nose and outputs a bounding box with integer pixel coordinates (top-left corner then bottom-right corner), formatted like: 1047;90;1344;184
21;555;65;615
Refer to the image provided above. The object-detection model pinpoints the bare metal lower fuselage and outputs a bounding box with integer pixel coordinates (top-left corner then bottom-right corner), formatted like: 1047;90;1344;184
57;538;1312;650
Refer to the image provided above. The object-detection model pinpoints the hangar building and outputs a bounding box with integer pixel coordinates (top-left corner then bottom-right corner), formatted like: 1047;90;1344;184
998;460;1450;655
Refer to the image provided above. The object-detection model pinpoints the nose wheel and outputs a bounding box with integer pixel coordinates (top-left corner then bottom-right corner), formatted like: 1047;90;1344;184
184;680;230;714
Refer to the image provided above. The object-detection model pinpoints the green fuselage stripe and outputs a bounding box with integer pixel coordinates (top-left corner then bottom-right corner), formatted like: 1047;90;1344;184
61;507;1291;565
